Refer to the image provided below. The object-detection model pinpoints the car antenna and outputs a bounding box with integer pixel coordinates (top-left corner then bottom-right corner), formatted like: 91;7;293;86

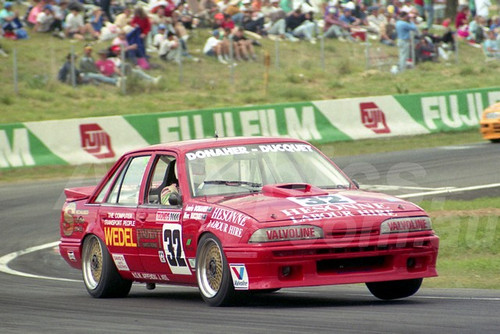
214;131;219;139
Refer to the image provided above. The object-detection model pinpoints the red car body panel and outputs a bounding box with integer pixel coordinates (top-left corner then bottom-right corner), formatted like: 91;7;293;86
59;137;438;291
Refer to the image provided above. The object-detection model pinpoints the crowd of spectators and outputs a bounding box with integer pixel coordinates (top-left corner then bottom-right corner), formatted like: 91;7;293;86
1;0;500;79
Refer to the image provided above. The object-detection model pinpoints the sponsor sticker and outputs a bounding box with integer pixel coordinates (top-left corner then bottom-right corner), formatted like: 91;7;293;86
156;211;181;222
112;254;130;271
287;194;355;207
229;264;249;290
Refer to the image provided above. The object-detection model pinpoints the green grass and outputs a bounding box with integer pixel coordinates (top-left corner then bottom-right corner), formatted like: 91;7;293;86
418;199;500;289
1;25;500;123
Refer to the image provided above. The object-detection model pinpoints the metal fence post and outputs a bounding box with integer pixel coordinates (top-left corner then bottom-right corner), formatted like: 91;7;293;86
365;42;370;70
178;51;183;83
275;39;280;71
229;34;235;85
320;35;325;71
13;48;18;94
70;45;76;88
121;47;126;94
410;30;415;68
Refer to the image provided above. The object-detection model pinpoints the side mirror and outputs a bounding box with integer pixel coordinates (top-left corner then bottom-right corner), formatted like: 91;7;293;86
168;192;182;206
351;179;360;189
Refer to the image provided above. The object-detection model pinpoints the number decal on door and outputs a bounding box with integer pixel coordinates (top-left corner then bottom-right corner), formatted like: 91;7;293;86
162;223;192;275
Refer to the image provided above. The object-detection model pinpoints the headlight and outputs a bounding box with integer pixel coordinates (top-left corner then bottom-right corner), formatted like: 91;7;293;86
249;225;324;243
485;112;500;119
380;217;432;234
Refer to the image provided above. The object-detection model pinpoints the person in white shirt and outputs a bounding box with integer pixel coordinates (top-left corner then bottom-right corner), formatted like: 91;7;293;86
64;7;98;40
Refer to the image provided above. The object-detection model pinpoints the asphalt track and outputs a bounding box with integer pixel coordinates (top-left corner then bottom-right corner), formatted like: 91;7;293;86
1;142;499;333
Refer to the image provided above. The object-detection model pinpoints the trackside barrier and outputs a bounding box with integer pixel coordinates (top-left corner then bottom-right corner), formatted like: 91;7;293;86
1;86;499;169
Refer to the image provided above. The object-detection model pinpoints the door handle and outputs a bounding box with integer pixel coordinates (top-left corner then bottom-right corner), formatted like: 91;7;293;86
137;212;148;221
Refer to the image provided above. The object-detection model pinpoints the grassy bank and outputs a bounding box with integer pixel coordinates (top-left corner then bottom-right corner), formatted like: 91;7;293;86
419;198;500;289
1;27;500;123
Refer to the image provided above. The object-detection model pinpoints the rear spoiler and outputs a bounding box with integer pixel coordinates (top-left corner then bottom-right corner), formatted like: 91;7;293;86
64;186;96;202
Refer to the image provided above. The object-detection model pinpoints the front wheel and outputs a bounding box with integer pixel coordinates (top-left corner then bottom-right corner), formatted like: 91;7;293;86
196;234;235;306
81;234;132;298
366;278;423;300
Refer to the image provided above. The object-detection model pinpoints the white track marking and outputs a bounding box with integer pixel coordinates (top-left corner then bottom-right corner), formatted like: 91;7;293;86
0;241;80;283
398;183;500;199
361;183;500;199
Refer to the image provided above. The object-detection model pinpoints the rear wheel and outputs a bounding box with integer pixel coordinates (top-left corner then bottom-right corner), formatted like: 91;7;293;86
490;139;500;143
81;235;132;298
196;234;235;306
366;278;423;300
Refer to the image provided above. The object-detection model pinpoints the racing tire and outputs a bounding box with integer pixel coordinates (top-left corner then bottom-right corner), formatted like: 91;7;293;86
366;278;423;300
196;233;236;306
490;139;500;143
81;234;132;298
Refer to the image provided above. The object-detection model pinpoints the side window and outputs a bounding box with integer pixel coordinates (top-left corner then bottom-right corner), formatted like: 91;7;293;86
145;155;177;204
106;156;150;205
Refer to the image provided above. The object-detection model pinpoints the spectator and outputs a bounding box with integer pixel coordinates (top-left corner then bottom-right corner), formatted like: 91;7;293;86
158;31;181;63
58;53;80;84
203;30;229;64
232;26;257;60
64;5;99;40
0;2;15;27
414;0;424;18
415;36;436;62
279;0;293;13
90;7;105;35
339;8;361;27
100;0;113;23
114;7;132;29
285;8;317;44
423;0;434;29
490;16;500;33
153;24;167;50
468;15;486;44
1;2;27;39
224;0;242;24
367;7;385;35
475;0;491;21
323;10;352;41
263;0;287;39
455;5;470;30
34;4;63;34
79;45;120;86
379;12;397;46
112;30;138;63
199;0;219;27
130;6;151;47
103;49;161;84
396;11;417;72
26;0;44;28
483;29;500;57
242;2;265;34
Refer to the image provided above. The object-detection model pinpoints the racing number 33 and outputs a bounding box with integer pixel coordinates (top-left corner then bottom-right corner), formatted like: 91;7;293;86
162;224;192;275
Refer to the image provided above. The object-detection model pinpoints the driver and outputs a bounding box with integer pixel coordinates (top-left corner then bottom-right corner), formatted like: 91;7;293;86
160;183;178;205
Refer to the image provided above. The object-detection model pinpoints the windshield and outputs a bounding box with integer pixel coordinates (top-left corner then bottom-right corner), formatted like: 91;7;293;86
186;143;351;197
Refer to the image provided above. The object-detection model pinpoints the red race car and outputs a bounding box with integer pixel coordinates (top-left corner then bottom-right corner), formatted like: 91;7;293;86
59;137;439;306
